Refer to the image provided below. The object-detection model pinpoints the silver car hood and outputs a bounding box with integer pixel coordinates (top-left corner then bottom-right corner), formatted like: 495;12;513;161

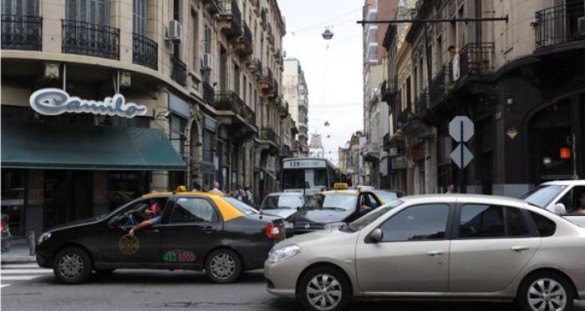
275;228;357;248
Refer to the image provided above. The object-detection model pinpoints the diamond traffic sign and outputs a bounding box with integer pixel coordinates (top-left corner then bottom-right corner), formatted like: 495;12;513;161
449;116;474;142
450;144;474;169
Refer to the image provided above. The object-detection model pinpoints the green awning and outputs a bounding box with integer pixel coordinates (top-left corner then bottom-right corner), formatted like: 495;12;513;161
1;120;187;171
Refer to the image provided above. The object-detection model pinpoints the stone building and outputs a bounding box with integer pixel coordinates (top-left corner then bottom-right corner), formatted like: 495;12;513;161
382;0;584;195
0;0;292;237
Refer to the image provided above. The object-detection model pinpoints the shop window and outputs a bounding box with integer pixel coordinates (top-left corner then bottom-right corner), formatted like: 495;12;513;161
108;172;149;211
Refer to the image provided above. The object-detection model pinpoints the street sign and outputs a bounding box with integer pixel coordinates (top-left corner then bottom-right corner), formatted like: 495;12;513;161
450;144;474;169
449;116;474;142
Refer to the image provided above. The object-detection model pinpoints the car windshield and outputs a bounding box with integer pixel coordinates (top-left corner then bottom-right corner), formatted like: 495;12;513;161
261;195;303;210
302;193;358;211
520;185;567;208
223;197;259;215
345;200;404;232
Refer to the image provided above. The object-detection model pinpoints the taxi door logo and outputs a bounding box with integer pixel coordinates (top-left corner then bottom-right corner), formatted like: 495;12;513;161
119;234;140;254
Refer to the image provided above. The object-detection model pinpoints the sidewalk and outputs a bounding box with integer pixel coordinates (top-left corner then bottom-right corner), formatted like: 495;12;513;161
1;238;37;264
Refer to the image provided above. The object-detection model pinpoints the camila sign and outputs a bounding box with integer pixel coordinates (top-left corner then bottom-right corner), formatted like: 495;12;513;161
30;88;147;118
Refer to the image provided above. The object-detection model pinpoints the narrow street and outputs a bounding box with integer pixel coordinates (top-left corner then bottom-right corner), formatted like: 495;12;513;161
2;265;585;311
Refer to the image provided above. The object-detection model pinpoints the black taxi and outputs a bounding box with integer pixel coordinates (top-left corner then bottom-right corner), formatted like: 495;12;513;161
36;188;285;284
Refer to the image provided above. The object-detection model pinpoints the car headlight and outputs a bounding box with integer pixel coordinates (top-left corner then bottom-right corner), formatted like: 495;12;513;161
324;222;346;231
267;244;300;264
38;232;52;244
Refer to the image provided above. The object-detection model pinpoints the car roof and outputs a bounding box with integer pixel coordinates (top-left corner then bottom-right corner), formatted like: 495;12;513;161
398;193;527;206
538;180;585;186
141;191;225;198
266;192;304;197
321;190;361;195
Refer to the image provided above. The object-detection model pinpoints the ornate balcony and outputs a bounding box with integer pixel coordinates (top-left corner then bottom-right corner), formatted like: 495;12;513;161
203;82;215;105
535;2;585;49
234;22;253;56
218;0;242;38
132;33;158;70
171;55;187;86
261;127;280;145
62;19;119;60
214;91;256;126
1;14;42;51
203;0;223;14
458;43;495;77
259;67;274;92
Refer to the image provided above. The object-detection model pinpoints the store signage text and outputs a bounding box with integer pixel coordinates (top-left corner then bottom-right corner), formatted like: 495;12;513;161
30;88;147;118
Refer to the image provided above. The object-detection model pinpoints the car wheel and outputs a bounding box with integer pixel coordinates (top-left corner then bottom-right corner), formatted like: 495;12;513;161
517;272;574;311
298;266;350;311
205;248;242;283
52;247;93;284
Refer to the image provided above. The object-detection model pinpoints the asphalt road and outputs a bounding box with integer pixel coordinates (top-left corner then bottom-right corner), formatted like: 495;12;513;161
2;266;585;311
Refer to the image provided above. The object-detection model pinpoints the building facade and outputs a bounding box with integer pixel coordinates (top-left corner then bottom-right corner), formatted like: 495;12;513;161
1;0;290;237
382;0;584;195
362;0;399;189
282;58;309;157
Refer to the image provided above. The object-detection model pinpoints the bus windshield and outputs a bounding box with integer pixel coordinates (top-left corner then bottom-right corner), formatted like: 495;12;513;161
282;168;329;190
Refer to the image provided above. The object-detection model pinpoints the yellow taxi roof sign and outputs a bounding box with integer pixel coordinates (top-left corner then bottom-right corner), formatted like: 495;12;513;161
333;182;349;189
175;185;187;193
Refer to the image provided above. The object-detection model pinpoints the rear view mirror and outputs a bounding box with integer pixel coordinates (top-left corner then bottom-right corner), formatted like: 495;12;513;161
370;228;383;243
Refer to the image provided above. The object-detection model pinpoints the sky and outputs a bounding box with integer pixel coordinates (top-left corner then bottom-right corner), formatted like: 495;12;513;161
278;0;364;164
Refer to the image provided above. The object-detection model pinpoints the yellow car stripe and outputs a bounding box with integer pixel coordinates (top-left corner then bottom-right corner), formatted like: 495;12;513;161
212;197;244;222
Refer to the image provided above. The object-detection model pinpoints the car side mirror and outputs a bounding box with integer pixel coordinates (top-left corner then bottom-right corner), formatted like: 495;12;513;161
107;216;120;228
370;228;383;243
553;203;566;215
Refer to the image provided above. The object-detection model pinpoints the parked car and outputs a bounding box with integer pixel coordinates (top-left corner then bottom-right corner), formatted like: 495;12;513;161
259;192;306;219
36;188;285;284
265;194;585;311
520;180;585;226
285;189;383;235
1;214;11;253
372;189;405;203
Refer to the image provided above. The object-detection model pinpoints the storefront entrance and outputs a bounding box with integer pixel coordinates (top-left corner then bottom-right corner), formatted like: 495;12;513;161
43;171;93;230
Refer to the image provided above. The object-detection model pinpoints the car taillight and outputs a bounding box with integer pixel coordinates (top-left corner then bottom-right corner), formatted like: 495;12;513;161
0;220;5;231
265;223;280;239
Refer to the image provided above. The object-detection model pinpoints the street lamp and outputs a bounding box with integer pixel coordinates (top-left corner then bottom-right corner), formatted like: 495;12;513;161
322;28;334;40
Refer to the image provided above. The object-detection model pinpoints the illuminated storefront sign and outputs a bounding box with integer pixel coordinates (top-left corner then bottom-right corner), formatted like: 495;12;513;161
30;88;147;118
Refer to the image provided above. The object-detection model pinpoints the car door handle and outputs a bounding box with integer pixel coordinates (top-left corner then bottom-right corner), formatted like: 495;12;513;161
203;226;215;234
510;246;529;252
426;250;444;257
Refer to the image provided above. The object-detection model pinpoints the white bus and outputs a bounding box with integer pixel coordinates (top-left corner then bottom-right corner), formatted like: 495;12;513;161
281;158;338;193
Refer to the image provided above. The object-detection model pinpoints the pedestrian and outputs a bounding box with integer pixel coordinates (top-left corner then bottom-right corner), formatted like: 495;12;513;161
446;184;456;194
209;181;224;194
244;186;254;206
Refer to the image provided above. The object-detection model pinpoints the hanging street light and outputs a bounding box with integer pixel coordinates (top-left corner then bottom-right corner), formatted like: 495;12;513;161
322;28;334;40
324;121;330;127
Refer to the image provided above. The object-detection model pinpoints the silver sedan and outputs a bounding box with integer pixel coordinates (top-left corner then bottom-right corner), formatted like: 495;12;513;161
264;194;585;311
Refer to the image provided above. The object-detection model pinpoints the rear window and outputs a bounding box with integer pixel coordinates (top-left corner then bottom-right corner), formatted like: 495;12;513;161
529;211;556;237
521;185;567;208
222;197;259;215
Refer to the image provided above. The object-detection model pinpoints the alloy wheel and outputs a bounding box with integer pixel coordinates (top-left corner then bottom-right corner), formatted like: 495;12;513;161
209;253;236;280
526;278;567;311
305;273;343;311
58;252;85;280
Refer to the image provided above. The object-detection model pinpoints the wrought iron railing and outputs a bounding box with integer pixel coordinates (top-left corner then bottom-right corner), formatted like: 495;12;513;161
203;82;215;104
214;91;255;125
242;22;252;46
203;0;223;13
397;105;412;127
132;33;158;70
429;65;446;103
261;127;279;145
62;19;120;60
220;0;241;30
1;14;42;51
171;55;187;86
535;2;585;49
459;42;495;77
